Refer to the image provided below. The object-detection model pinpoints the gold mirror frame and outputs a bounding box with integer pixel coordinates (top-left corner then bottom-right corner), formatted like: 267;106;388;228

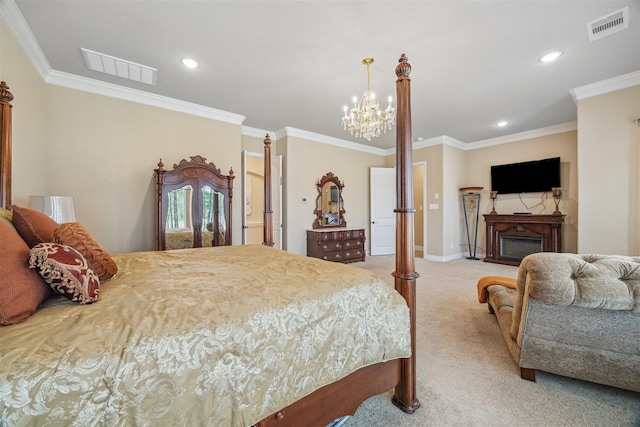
312;172;346;229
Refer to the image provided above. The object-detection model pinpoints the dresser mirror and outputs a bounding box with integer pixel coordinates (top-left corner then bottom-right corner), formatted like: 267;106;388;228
155;155;234;250
312;172;346;229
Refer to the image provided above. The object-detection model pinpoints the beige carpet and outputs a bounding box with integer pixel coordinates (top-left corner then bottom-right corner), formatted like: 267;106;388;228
342;255;640;427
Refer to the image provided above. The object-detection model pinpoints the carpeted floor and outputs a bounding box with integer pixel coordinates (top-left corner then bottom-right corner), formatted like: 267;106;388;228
342;255;640;427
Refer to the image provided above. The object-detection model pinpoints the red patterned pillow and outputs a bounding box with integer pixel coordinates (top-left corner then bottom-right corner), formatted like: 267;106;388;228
29;243;100;304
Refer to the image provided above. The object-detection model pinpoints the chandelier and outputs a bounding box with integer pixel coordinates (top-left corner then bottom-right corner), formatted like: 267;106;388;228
341;57;395;141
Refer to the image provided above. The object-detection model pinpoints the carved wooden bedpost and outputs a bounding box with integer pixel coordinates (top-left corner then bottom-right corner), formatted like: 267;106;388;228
154;160;166;250
392;54;420;414
263;134;274;247
0;82;14;209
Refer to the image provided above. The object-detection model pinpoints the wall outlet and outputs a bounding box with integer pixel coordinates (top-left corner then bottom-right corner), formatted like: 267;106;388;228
429;203;439;210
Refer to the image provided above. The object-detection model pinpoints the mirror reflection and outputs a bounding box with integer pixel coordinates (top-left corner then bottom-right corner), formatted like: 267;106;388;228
313;172;346;229
166;185;195;249
202;185;226;247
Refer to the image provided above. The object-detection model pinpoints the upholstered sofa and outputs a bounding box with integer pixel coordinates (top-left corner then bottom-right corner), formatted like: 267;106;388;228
478;253;640;392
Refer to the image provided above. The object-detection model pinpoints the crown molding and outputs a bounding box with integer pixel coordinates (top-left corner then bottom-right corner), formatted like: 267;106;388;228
0;0;51;79
570;70;640;102
466;122;577;150
46;70;245;124
280;127;387;156
241;126;276;141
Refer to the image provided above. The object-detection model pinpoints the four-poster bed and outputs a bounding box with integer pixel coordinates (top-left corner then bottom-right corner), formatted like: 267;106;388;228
0;54;419;426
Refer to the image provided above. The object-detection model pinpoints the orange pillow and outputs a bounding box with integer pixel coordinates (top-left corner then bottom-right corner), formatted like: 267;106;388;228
53;222;118;281
0;221;53;325
10;205;58;248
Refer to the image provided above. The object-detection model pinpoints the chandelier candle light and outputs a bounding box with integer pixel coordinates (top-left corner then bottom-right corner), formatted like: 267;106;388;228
342;57;395;141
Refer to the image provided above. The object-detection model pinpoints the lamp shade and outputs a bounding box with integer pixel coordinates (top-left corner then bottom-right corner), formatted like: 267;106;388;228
27;195;78;223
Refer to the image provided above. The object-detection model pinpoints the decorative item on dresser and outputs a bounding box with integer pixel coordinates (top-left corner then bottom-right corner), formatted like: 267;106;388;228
307;228;366;263
313;171;347;229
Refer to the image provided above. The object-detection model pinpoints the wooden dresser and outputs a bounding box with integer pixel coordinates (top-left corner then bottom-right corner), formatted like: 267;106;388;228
306;228;366;263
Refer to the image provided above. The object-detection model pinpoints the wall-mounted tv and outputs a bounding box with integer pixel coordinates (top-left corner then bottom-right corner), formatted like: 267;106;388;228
491;157;561;194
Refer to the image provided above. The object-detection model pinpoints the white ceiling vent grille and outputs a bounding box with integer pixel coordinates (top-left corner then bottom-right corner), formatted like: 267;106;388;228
81;48;157;86
587;7;629;42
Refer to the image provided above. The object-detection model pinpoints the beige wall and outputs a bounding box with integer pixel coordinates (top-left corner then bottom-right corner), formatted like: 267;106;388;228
443;144;467;259
464;131;578;254
280;136;386;255
410;145;445;258
577;85;639;255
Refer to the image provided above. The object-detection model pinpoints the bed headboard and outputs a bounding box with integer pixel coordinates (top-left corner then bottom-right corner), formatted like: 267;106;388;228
0;81;14;209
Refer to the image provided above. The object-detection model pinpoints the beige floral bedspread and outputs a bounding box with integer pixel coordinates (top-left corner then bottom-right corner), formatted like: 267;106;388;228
0;245;410;426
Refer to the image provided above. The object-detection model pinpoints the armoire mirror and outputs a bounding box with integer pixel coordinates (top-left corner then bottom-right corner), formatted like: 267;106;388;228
312;172;346;229
155;155;234;250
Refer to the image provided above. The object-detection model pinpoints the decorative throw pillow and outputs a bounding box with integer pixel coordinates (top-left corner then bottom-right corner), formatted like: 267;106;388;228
0;221;53;325
10;205;58;248
53;222;118;281
29;243;100;304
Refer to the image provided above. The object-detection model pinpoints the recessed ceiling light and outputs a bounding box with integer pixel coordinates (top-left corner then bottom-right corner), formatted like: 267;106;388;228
539;51;562;63
181;58;199;69
497;121;508;127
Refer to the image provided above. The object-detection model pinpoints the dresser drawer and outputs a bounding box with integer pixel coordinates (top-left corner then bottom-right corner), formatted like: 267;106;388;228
343;247;364;261
343;239;363;250
344;229;365;239
321;241;343;251
321;250;344;262
308;231;344;242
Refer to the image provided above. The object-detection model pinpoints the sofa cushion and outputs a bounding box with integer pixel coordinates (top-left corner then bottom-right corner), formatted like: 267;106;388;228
521;253;639;310
509;253;640;339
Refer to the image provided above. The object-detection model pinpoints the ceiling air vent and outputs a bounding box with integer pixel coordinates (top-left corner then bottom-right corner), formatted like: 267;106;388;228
587;7;629;42
81;48;157;86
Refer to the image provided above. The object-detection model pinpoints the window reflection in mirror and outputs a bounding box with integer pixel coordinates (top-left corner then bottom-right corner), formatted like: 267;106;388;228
202;186;226;246
166;185;194;249
166;185;193;231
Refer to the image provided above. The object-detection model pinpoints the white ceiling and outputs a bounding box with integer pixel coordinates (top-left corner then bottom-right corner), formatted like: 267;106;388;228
9;0;640;150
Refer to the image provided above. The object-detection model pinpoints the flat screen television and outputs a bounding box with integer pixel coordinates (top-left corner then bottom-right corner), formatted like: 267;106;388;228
491;157;561;194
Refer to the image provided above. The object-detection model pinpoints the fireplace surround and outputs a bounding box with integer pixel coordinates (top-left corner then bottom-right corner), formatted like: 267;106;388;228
483;214;564;266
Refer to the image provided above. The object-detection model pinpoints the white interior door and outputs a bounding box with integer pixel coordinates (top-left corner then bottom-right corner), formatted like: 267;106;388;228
370;167;396;255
